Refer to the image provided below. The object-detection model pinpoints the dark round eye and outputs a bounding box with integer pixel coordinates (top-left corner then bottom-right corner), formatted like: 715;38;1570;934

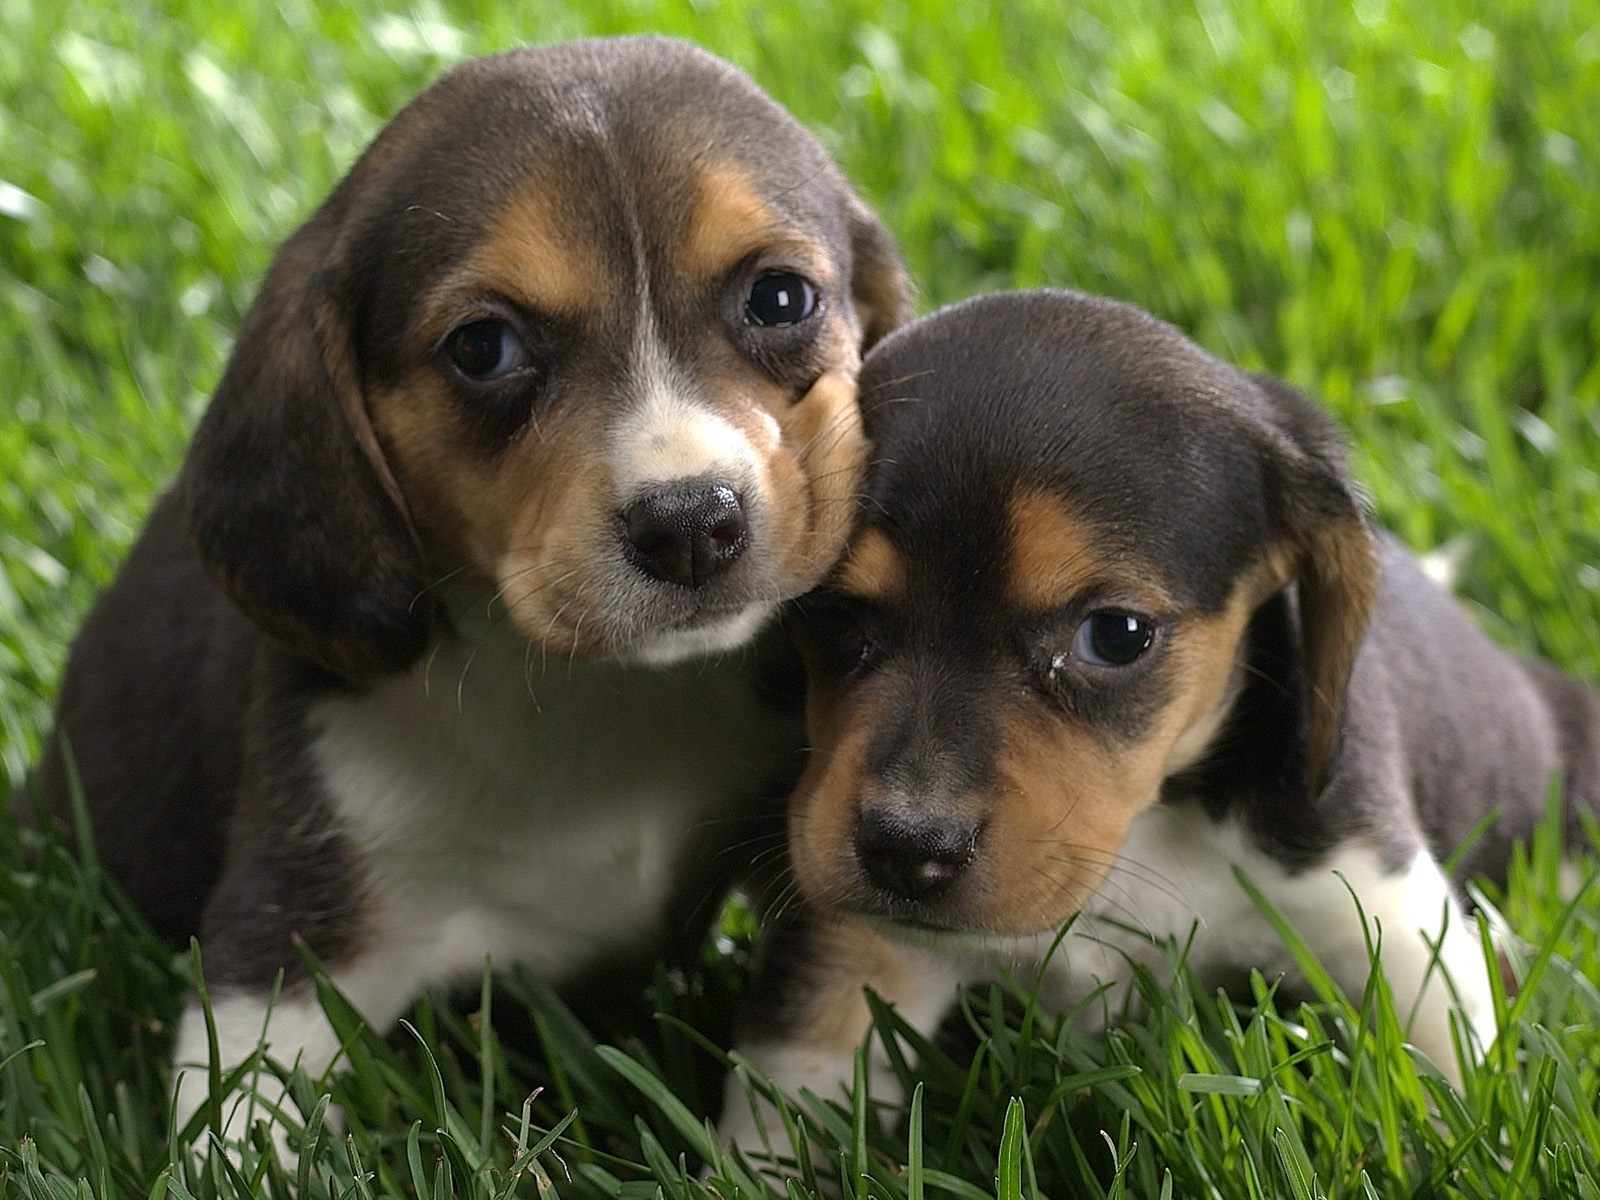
1069;611;1155;668
444;319;529;381
745;271;818;327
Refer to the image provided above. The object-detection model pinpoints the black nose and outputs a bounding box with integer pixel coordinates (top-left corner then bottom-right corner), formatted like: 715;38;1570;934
854;809;978;904
620;481;748;588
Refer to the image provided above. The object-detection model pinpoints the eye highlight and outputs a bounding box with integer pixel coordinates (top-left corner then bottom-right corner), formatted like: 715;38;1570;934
444;318;531;382
745;271;818;327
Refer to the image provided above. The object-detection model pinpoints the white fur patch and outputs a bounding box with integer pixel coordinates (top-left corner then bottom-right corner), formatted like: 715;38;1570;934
611;317;766;501
185;619;796;1149
312;627;795;991
611;390;761;497
172;989;343;1152
622;603;777;667
1060;807;1496;1072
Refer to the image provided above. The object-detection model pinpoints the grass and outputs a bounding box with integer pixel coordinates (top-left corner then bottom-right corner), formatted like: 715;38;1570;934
2;0;1598;1195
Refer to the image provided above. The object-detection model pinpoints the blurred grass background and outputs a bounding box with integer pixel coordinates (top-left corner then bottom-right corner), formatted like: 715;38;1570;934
2;0;1598;1196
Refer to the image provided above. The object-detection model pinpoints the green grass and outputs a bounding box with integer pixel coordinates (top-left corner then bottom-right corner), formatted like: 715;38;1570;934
2;0;1598;1196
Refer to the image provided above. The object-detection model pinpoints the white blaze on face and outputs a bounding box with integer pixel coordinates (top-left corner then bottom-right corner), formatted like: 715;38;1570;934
606;314;782;666
610;306;770;505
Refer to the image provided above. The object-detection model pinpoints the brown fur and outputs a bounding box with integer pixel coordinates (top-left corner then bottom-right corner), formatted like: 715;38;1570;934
679;162;821;282
1005;489;1125;612
833;527;907;602
1295;517;1380;785
788;561;1272;934
450;174;612;319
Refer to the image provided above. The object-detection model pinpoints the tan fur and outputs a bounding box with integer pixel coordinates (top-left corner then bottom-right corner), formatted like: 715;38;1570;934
834;528;906;601
1296;516;1380;786
372;369;866;658
761;371;870;592
788;673;879;908
1162;553;1293;774
369;373;620;655
789;556;1281;934
678;162;830;283
1006;488;1172;614
1006;488;1107;610
790;919;920;1050
445;175;610;320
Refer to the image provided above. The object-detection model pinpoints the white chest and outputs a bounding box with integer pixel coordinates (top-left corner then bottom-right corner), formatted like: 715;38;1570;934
1062;805;1302;992
308;633;796;988
931;804;1441;1015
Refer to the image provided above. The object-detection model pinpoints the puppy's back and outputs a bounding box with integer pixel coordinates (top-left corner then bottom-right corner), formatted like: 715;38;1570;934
1353;535;1598;883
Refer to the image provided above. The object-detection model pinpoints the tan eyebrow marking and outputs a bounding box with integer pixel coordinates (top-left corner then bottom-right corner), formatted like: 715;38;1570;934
1007;486;1175;614
449;175;610;319
678;160;829;282
1007;487;1112;611
834;527;906;601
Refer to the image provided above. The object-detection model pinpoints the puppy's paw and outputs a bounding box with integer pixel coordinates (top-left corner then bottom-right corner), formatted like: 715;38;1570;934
175;1069;345;1175
171;990;347;1168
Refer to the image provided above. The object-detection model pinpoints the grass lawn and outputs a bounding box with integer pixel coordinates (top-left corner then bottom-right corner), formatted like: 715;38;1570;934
3;0;1599;1196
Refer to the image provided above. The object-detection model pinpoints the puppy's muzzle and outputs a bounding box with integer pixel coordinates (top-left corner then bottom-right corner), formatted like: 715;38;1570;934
620;479;749;589
854;807;980;905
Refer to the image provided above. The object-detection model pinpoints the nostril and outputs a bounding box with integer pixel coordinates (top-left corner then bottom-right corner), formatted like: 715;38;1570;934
708;515;744;549
854;809;978;904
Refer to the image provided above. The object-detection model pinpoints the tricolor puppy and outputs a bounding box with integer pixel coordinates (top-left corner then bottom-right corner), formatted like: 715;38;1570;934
29;38;909;1139
724;289;1600;1142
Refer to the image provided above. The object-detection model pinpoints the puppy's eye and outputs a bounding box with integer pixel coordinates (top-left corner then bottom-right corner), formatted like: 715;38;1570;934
745;271;818;327
1067;610;1155;668
797;603;881;678
445;319;530;381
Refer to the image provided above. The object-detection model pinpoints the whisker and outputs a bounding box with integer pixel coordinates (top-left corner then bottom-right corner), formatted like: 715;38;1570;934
859;371;936;397
454;645;480;714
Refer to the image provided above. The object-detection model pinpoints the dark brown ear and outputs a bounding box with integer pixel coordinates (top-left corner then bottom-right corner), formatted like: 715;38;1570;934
1249;373;1380;791
845;194;912;350
182;211;433;681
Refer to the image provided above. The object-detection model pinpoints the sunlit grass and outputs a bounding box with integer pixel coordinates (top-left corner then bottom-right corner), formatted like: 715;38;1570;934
2;0;1597;1195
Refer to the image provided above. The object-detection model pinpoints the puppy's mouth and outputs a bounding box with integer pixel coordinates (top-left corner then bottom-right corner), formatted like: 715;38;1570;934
873;909;965;935
843;890;976;936
851;895;1076;951
620;597;776;666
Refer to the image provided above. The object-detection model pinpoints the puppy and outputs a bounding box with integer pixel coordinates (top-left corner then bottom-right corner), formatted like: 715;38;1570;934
27;37;909;1141
723;289;1600;1145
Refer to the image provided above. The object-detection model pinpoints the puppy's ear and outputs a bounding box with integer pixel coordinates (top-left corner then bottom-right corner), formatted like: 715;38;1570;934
1249;373;1379;790
182;212;433;681
845;195;912;350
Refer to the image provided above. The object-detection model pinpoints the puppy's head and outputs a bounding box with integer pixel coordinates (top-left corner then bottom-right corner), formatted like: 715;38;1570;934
786;290;1377;936
183;38;910;678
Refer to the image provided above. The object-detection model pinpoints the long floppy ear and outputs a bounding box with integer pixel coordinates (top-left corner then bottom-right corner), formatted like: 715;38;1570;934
845;194;913;350
1249;373;1380;791
182;211;433;681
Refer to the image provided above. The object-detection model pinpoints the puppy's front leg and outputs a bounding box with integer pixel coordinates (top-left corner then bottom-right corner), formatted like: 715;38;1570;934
1286;846;1496;1082
1358;850;1497;1075
172;988;338;1150
722;911;964;1157
171;951;420;1156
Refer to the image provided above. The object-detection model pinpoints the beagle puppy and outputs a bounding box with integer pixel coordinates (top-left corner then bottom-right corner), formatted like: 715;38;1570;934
723;289;1600;1147
29;37;908;1140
